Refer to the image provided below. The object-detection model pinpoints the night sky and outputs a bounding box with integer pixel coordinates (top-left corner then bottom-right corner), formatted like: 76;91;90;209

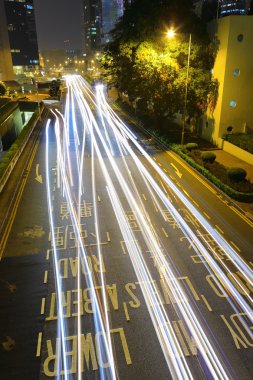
33;0;83;51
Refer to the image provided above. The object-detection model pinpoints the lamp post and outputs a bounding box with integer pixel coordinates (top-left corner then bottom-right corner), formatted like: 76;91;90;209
181;33;191;145
167;29;191;145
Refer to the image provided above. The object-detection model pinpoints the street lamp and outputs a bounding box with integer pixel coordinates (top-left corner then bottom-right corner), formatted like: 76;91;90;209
167;29;192;145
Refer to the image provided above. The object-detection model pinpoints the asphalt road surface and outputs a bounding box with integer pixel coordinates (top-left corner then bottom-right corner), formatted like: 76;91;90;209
0;75;252;380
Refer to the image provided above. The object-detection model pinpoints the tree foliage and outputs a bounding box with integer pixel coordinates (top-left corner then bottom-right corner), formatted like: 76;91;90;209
101;0;216;122
0;82;7;96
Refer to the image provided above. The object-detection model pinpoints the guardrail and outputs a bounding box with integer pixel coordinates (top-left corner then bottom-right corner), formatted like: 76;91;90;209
0;105;47;193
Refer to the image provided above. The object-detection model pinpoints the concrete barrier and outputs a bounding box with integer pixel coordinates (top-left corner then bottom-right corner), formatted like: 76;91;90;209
223;140;253;166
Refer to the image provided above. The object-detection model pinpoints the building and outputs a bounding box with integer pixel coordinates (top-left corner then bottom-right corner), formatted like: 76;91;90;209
220;0;250;16
101;0;124;44
83;0;126;54
3;0;39;76
83;0;102;54
0;0;14;80
203;16;253;145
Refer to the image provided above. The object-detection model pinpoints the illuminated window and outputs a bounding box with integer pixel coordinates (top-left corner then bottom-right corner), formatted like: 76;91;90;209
229;100;237;108
237;34;243;42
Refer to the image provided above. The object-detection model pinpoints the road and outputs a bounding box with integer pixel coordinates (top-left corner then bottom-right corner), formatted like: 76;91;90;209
0;75;252;380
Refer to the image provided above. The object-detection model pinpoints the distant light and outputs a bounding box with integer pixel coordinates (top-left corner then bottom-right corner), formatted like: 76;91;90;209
167;28;175;39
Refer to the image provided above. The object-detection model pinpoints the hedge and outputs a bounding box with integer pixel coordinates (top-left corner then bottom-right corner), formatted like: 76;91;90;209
169;144;253;202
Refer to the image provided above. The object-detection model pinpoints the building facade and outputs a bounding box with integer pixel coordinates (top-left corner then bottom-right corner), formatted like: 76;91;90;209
3;0;39;75
83;0;102;54
0;0;14;80
203;16;253;145
101;0;124;44
220;0;250;16
83;0;126;54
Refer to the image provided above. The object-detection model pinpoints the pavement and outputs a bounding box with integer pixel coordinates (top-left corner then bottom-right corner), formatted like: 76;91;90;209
208;149;253;215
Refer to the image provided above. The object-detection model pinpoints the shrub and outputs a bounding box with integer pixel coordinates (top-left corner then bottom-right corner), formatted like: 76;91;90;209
227;167;247;182
185;143;198;151
201;152;216;163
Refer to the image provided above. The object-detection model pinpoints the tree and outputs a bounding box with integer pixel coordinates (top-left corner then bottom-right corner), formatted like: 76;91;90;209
101;0;215;124
0;82;7;96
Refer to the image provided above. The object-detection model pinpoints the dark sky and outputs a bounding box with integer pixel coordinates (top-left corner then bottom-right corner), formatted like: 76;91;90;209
33;0;83;50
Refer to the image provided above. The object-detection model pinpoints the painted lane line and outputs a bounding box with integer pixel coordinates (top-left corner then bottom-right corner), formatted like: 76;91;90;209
201;295;213;312
229;241;241;252
123;302;130;321
215;225;224;235
36;332;42;357
203;212;211;220
40;297;46;315
142;193;147;201
162;228;169;238
44;270;48;284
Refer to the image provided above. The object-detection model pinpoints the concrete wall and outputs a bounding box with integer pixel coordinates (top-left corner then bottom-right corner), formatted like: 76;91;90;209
204;16;253;144
222;140;253;165
0;101;33;151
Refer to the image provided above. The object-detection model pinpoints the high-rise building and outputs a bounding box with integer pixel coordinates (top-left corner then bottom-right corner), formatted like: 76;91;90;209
220;0;249;16
83;0;102;54
83;0;127;54
3;0;39;75
101;0;124;44
0;0;14;80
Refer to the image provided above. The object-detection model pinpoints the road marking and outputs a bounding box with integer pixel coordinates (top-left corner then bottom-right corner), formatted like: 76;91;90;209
158;162;162;167
52;194;55;201
107;232;111;242
167;151;216;194
123;302;130;321
229;241;241;252
46;250;50;260
215;225;224;235
142;193;147;201
35;163;43;184
153;157;157;161
162;228;168;238
36;332;42;357
201;295;212;311
97;195;101;202
249;262;253;267
164;168;168;173
44;271;48;284
203;212;211;220
170;163;182;178
0;141;39;260
152;199;159;213
41;297;46;315
160;180;168;195
183;189;190;197
229;206;253;228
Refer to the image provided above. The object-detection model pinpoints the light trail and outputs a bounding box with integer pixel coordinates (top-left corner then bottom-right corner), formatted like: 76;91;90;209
50;108;117;379
45;119;69;379
45;74;252;379
69;76;232;378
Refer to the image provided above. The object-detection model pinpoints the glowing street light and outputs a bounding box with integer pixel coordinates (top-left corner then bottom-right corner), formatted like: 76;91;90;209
167;28;192;145
167;28;175;39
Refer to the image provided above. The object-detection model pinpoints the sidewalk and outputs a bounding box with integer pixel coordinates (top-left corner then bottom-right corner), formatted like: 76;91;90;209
208;149;253;216
209;149;253;184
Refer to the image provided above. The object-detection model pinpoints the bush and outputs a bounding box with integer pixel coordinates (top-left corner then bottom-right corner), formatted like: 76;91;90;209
201;151;216;163
185;143;198;151
227;167;247;182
